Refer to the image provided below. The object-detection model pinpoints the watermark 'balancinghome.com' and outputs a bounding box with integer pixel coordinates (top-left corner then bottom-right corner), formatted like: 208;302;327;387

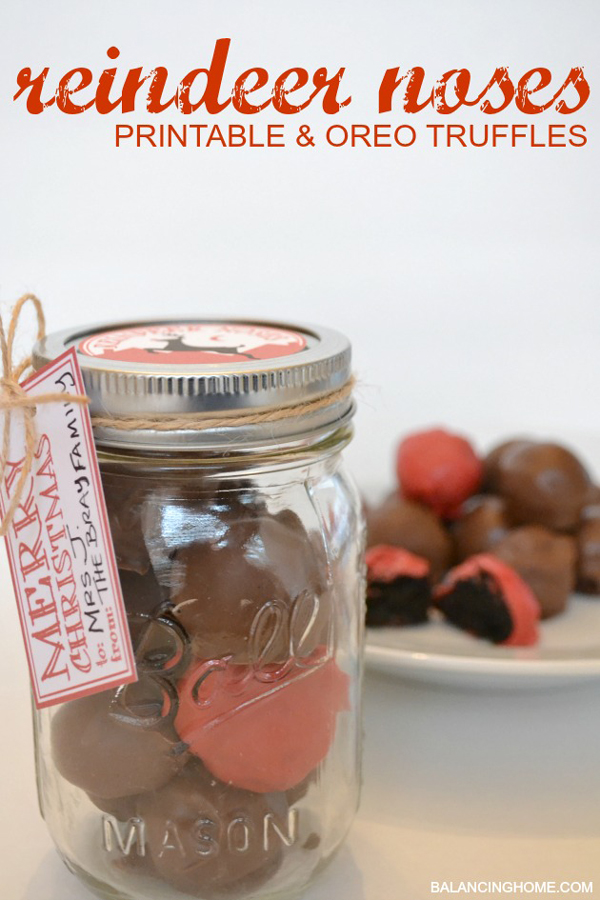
431;883;593;895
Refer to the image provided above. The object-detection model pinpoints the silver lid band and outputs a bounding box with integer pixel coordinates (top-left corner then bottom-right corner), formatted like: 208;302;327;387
34;318;353;450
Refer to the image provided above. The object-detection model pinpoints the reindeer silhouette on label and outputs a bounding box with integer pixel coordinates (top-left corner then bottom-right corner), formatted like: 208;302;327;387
146;334;261;360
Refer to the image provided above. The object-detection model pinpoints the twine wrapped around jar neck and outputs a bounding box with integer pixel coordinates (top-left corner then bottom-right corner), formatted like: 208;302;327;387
90;377;355;433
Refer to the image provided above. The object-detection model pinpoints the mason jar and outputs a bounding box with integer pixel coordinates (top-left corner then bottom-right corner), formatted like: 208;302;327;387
31;319;365;900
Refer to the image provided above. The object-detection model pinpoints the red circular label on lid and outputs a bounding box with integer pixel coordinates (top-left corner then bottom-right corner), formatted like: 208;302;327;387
79;323;307;365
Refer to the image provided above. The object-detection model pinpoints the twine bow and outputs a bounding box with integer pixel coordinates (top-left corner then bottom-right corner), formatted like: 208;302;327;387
0;294;89;537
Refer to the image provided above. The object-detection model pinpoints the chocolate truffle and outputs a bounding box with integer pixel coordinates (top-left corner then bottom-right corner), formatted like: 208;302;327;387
396;428;483;519
142;493;259;572
365;545;431;626
171;507;330;664
118;567;166;618
482;439;529;492
366;494;452;582
175;653;349;793
434;554;540;646
483;440;591;530
492;526;576;618
586;485;600;505
136;761;286;898
577;506;600;594
101;472;151;574
452;495;509;562
51;684;188;799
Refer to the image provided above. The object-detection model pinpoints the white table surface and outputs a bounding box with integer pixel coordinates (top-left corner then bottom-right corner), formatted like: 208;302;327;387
2;546;600;900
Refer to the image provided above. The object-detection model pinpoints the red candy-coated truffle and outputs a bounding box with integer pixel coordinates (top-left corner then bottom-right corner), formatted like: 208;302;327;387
435;554;540;646
365;545;431;627
175;650;349;793
396;428;483;520
366;545;429;581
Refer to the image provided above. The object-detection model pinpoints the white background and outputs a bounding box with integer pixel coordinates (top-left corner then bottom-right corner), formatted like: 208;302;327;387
1;3;600;899
1;0;599;491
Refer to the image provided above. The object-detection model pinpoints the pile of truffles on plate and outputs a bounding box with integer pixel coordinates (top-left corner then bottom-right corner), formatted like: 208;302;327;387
365;429;600;647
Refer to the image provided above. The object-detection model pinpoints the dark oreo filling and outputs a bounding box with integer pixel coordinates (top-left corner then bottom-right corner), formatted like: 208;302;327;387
366;576;431;627
435;571;513;643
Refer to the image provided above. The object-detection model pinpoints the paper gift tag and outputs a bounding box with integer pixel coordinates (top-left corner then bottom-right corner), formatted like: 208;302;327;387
0;348;137;708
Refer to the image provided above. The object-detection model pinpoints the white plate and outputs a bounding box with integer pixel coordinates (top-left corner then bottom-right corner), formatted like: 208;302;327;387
365;595;600;689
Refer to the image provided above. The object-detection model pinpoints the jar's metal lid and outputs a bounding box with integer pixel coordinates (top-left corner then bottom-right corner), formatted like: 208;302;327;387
33;318;353;450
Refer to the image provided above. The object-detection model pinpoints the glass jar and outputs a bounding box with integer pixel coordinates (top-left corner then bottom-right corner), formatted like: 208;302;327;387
31;319;365;900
